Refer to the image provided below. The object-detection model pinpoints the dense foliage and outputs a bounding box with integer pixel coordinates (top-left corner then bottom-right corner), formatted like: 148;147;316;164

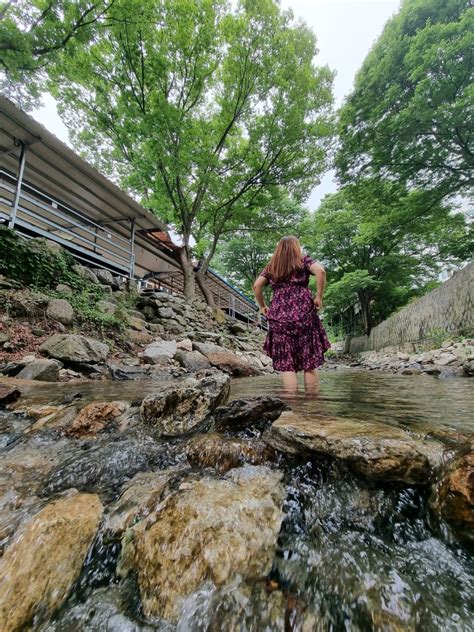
337;0;474;198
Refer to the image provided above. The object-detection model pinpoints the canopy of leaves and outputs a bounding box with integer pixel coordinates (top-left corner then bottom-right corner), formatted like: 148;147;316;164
337;0;474;198
302;180;472;333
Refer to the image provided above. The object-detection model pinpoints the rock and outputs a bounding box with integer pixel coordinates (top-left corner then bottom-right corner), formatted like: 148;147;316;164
42;438;172;497
430;451;473;543
39;334;110;363
0;332;9;345
157;306;175;319
0;384;21;407
212;307;227;324
186;433;276;474
46;298;74;325
128;316;147;331
106;469;182;535
175;350;210;372
214;396;290;432
96;299;117;316
16;359;62;382
462;360;474;377
140;370;230;436
108;364;150;380
93;268;115;286
72;264;99;284
142;340;177;365
64;401;129;438
125;328;152;345
228;321;248;335
263;411;442;484
141;305;156;320
122;466;284;621
192;342;259;377
176;338;193;352
433;352;457;366
0;492;103;632
55;283;73;295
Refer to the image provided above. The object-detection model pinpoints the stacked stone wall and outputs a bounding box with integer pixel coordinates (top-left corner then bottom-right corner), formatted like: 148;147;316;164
346;262;474;354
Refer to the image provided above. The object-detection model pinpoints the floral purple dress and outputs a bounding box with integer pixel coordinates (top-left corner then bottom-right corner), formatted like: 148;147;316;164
260;255;330;372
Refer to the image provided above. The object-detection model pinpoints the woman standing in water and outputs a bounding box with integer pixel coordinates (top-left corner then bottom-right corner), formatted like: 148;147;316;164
253;236;330;391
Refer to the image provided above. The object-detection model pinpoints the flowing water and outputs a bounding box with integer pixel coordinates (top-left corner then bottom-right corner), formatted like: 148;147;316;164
1;370;473;631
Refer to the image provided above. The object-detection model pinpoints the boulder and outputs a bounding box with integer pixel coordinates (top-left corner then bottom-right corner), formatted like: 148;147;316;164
96;299;117;316
142;340;177;365
55;283;73;295
175;350;210;372
0;492;103;632
0;332;10;345
128;316;147;331
214;396;290;432
39;334;110;364
64;401;129;438
93;268;115;286
108;363;150;380
176;338;193;352
125;328;152;345
121;466;284;621
157;307;175;319
212;307;227;324
72;264;99;284
462;360;474;377
433;352;457;366
263;411;442;484
192;342;259;377
228;321;248;335
46;298;74;325
16;359;62;382
430;450;473;543
186;433;276;474
140;370;230;436
42;437;171;497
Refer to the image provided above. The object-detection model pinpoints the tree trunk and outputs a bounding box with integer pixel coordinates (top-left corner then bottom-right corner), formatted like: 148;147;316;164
177;247;195;303
358;292;372;336
196;270;216;308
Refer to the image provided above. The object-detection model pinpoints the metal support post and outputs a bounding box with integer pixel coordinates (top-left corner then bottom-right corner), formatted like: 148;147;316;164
129;218;136;278
9;142;28;229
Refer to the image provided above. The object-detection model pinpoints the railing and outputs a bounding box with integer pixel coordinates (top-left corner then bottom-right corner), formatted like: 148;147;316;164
0;168;134;276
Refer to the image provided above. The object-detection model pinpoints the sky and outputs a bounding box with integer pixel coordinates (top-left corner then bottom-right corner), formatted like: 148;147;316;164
31;0;401;211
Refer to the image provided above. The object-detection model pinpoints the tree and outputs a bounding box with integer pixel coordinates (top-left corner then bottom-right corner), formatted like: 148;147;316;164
302;180;471;335
337;0;474;199
37;0;334;303
0;0;114;108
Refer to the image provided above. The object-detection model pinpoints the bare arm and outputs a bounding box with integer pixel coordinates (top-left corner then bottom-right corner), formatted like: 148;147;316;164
309;262;326;310
253;275;269;315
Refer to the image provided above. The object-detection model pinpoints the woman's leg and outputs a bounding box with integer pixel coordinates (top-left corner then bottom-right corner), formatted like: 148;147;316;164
282;371;298;390
304;369;320;392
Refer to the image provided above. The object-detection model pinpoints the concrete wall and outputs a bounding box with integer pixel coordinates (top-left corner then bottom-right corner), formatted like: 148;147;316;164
345;262;474;354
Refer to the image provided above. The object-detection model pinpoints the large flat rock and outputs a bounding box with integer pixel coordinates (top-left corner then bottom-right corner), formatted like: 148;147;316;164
263;411;444;484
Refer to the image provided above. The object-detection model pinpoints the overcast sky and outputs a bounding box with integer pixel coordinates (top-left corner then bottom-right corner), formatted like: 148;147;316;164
32;0;400;210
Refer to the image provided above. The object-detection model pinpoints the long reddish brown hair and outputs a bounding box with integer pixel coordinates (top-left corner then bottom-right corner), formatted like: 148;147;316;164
265;236;303;282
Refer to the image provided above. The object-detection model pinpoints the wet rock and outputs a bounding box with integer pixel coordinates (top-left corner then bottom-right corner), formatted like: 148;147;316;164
186;433;276;474
140;370;230;436
0;360;25;376
108;363;150;380
142;340;177;365
72;264;99;284
214;396;290;432
462;360;474;377
0;491;103;632
46;298;74;325
121;466;284;621
430;450;474;543
94;268;115;286
64;401;129;438
42;438;171;496
40;334;110;363
264;412;442;484
16;359;62;382
0;384;20;407
106;469;184;535
175;350;210;372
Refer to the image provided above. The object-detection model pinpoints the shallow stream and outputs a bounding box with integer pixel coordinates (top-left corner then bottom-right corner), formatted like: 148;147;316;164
1;370;473;631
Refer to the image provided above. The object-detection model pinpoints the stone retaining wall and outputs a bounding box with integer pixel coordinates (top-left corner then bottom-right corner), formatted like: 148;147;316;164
345;262;474;354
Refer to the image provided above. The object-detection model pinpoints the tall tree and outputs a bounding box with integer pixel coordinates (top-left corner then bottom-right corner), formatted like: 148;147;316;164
38;0;334;303
0;0;114;108
302;180;471;335
337;0;474;198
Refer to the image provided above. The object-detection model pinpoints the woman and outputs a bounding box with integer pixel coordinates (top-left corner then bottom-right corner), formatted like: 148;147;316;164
253;236;330;390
